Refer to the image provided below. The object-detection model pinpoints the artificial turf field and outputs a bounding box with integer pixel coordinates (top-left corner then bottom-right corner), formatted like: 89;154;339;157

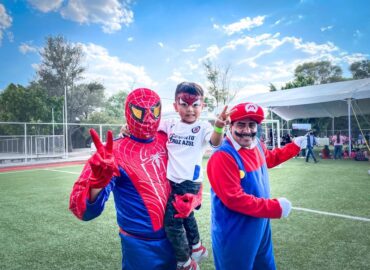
1;158;369;269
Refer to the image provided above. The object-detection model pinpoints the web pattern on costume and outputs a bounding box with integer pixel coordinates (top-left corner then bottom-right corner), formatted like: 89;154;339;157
125;88;161;139
114;133;171;231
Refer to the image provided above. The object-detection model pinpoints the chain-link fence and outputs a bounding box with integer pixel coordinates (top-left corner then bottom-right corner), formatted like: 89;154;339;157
0;122;122;164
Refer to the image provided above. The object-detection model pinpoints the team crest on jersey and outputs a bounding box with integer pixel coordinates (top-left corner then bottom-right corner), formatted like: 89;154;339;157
245;103;258;113
192;126;201;133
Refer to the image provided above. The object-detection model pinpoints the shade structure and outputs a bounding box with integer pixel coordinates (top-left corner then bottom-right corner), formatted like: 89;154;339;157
233;78;370;120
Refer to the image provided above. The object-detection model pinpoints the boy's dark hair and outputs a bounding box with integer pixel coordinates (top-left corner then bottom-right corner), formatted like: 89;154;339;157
175;82;204;99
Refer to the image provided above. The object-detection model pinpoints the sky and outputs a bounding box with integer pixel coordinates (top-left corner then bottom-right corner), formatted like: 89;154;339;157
0;0;369;111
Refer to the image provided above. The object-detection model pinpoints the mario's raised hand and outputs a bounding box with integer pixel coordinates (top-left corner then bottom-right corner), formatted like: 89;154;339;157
88;129;119;189
215;105;234;129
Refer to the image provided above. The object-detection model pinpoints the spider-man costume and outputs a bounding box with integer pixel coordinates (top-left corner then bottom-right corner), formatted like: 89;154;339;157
69;88;176;270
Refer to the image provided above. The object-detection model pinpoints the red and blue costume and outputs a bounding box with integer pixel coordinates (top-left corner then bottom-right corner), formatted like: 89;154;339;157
207;102;300;270
69;88;176;270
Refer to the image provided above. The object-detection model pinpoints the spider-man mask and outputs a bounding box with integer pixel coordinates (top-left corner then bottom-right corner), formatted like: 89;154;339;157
125;88;161;140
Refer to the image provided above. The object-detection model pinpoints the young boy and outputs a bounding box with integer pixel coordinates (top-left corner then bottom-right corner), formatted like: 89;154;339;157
160;82;229;270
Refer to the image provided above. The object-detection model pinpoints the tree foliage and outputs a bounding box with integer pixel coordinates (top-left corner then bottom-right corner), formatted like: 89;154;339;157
294;61;343;84
34;35;107;151
0;83;64;135
203;60;234;109
281;75;315;90
269;83;277;92
35;36;107;122
105;90;128;120
37;35;85;98
350;60;370;79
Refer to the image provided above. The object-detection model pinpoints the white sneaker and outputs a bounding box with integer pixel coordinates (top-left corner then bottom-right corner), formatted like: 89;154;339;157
191;244;208;264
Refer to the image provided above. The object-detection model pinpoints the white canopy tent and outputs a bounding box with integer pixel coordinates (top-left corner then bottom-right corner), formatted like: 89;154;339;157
233;78;370;153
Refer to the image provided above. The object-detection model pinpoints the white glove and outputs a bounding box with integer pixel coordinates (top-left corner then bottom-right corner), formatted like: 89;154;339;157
278;197;292;218
293;136;306;148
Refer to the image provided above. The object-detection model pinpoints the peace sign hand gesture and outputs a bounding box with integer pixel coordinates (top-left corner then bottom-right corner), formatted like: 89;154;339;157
88;129;119;189
215;105;234;129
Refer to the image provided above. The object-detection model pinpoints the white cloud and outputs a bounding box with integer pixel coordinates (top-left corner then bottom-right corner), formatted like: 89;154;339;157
213;16;265;35
28;0;134;33
27;0;63;12
0;4;12;45
158;42;164;48
199;44;221;62
19;42;38;54
127;37;133;42
79;43;156;95
195;30;358;99
341;53;368;64
166;71;186;83
182;44;200;53
274;19;282;25
320;25;333;32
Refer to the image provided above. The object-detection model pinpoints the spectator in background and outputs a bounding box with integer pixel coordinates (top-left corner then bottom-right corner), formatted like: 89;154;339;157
333;132;345;159
356;148;370;161
357;134;364;146
306;130;318;163
321;145;331;159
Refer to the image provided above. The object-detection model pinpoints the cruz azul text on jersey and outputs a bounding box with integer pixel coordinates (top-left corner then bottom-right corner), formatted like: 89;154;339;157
169;133;195;146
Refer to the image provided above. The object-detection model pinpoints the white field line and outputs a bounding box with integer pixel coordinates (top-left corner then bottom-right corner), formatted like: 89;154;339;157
0;165;82;175
202;192;370;222
292;207;370;222
42;168;80;175
0;169;44;175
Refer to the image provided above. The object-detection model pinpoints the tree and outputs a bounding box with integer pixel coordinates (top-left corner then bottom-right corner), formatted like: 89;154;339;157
35;36;107;151
203;60;235;109
37;35;85;98
70;82;106;121
0;83;62;135
105;90;128;120
269;83;277;92
294;61;343;84
350;60;370;79
281;75;315;90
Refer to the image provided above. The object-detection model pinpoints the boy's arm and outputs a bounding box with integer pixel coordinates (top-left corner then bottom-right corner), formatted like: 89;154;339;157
210;106;232;147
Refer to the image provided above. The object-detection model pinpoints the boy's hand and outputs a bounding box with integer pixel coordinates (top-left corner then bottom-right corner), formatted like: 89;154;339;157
119;124;130;138
214;105;234;128
88;129;119;189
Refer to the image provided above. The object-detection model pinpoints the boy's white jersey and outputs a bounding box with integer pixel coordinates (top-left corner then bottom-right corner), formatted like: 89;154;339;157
159;119;213;183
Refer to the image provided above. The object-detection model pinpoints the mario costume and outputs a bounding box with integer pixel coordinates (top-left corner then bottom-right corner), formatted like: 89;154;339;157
207;102;302;270
69;88;176;270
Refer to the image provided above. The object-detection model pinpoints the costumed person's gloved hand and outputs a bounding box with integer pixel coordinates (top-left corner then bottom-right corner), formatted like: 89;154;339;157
88;129;119;189
277;197;292;218
293;136;306;149
172;187;203;218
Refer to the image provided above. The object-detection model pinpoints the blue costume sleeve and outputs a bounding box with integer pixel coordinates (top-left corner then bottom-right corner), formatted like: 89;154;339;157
82;177;116;221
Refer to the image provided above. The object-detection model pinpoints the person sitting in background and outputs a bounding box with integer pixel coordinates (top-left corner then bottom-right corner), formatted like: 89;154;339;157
321;145;331;159
354;148;369;161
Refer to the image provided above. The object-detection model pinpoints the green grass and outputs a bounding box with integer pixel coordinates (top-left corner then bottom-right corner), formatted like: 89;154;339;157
0;159;369;269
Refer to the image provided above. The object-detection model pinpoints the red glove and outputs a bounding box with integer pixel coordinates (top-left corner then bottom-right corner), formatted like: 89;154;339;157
88;129;119;189
172;186;203;218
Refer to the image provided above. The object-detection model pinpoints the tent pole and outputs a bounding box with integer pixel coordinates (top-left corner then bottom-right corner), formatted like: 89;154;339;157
332;117;334;137
270;108;275;149
347;99;352;156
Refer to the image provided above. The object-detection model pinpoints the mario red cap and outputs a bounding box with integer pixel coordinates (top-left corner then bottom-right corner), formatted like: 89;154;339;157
230;102;264;124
